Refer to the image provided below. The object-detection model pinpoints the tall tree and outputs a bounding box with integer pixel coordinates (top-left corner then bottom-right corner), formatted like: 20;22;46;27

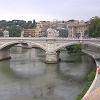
88;16;100;37
33;19;36;28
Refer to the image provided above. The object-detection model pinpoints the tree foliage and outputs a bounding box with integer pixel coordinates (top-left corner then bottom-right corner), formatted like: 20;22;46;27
23;20;36;29
0;19;37;37
88;16;100;37
0;19;36;29
66;44;81;53
8;25;21;37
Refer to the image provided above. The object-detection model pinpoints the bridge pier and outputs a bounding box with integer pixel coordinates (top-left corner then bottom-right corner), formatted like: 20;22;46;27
45;52;59;63
0;50;11;61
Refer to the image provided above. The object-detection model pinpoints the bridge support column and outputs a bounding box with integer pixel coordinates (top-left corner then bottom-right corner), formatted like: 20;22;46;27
0;50;11;61
45;52;59;63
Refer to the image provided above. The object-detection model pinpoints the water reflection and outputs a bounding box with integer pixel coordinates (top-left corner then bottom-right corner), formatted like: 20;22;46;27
58;51;95;81
0;61;14;78
0;47;96;100
10;47;46;78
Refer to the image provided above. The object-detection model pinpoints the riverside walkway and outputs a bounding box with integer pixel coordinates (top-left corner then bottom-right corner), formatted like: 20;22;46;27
82;50;100;100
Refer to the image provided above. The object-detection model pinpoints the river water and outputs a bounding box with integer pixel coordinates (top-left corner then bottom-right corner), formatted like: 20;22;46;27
0;47;96;100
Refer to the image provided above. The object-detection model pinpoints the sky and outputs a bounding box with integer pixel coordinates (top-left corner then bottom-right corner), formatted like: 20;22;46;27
0;0;100;21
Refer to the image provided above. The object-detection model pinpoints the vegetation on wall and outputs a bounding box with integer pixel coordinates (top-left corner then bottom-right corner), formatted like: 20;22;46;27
66;44;82;54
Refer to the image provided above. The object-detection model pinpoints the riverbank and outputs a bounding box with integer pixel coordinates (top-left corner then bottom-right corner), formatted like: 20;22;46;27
80;50;100;100
76;69;96;100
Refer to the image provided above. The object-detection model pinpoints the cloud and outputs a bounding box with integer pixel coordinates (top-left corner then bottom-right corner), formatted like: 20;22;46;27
0;0;100;21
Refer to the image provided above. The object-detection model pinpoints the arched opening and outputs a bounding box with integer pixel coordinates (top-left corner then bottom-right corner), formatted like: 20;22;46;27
0;41;46;61
55;44;81;62
55;43;97;89
54;42;100;64
0;41;46;51
55;42;81;52
55;42;100;54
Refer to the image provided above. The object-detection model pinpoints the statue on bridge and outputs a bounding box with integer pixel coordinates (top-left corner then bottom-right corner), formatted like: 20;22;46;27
47;28;59;37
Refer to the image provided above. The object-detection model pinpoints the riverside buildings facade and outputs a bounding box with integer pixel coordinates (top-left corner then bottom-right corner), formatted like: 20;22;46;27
21;20;88;38
67;20;88;38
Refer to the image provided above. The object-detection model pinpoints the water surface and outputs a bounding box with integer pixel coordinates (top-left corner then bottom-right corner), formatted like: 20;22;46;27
0;47;96;100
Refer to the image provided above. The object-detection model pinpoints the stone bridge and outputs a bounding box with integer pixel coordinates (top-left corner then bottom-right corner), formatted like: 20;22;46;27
0;37;100;63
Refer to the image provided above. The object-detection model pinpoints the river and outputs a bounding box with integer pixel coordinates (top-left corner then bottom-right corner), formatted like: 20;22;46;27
0;47;96;100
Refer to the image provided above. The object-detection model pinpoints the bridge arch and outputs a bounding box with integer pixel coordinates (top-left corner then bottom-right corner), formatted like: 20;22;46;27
54;42;81;52
54;42;100;52
0;41;47;51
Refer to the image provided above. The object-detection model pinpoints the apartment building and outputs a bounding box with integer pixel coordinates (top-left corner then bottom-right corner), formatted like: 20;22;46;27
67;20;88;38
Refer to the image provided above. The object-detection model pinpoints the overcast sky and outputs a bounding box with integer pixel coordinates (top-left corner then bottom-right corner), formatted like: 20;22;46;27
0;0;100;21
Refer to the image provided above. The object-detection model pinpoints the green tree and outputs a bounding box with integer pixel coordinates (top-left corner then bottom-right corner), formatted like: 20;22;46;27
66;44;81;53
23;20;37;29
0;20;7;29
88;16;100;37
33;19;36;28
8;25;21;37
0;30;3;37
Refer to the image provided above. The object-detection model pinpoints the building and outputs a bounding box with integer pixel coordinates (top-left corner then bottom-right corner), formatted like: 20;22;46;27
50;20;67;29
22;29;35;37
21;20;88;38
36;21;50;33
22;27;42;37
67;20;88;38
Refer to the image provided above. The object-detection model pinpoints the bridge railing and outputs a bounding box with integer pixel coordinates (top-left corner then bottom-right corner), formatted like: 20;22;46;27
0;37;100;41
